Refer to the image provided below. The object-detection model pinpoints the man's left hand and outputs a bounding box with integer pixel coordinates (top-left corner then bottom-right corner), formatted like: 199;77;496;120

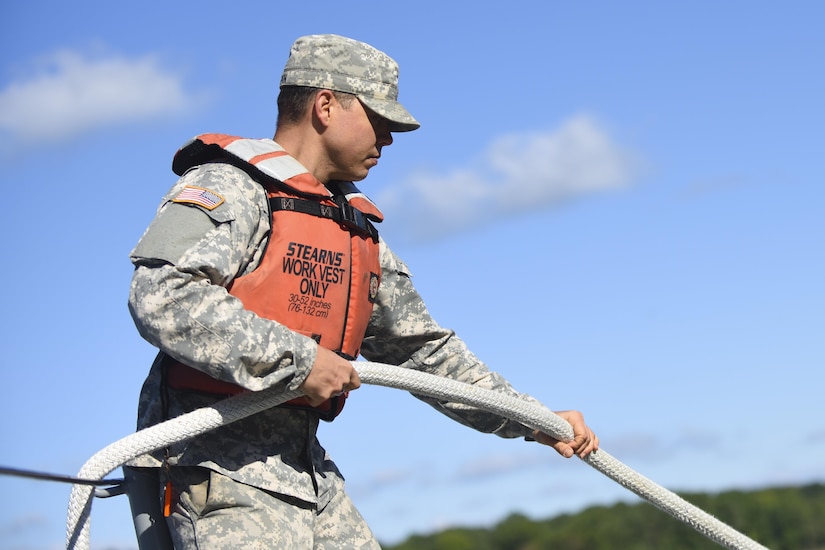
532;410;599;459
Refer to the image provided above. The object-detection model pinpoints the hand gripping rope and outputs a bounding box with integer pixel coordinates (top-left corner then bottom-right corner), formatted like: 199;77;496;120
66;362;769;550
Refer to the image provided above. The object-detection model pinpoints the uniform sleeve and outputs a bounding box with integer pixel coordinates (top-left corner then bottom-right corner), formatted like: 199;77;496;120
360;239;538;439
128;163;317;392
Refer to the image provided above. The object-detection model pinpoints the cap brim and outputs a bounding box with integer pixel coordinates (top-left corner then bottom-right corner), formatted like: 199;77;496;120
359;96;420;132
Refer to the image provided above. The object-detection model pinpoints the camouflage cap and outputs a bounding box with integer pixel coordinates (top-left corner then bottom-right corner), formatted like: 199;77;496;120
280;34;420;132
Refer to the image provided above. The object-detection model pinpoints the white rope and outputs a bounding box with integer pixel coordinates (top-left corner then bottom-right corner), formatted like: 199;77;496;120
66;362;768;550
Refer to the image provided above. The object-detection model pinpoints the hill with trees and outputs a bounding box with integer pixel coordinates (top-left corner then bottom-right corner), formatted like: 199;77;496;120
384;483;825;550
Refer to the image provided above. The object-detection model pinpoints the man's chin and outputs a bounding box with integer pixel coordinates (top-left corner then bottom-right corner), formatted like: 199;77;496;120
351;170;370;182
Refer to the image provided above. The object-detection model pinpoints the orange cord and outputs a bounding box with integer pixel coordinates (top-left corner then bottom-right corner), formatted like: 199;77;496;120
163;480;173;517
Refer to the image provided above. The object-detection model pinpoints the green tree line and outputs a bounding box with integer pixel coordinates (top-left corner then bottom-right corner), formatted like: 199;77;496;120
383;483;825;550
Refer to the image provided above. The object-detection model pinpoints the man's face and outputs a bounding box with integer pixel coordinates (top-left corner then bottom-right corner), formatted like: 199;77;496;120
323;97;393;182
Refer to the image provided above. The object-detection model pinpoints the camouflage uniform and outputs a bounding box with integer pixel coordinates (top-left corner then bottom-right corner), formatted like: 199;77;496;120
128;34;539;548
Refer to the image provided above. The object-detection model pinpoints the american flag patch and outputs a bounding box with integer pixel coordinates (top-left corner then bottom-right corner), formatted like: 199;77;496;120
172;186;225;210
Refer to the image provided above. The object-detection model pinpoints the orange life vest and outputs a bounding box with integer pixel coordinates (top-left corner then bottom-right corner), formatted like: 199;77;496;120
165;134;382;420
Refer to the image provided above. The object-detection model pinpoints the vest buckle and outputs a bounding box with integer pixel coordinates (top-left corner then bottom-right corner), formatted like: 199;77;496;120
339;201;364;231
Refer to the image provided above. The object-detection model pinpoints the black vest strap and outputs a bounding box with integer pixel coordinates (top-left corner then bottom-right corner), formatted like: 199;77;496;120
269;196;379;241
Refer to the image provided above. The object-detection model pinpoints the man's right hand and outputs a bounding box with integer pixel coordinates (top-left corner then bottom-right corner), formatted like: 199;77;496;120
299;346;361;405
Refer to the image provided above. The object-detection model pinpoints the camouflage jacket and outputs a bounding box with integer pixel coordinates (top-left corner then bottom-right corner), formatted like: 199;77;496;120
128;149;537;505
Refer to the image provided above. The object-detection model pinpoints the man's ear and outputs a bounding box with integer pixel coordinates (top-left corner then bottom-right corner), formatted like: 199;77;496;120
313;90;336;128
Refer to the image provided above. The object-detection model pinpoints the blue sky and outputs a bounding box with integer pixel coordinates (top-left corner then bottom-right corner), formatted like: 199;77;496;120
1;1;823;548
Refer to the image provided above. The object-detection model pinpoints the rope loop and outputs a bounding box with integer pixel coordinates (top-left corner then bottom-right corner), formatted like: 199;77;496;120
66;362;769;550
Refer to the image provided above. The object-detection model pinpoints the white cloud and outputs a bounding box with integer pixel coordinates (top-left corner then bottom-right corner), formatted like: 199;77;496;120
453;450;545;481
347;465;422;498
377;114;644;241
0;49;201;144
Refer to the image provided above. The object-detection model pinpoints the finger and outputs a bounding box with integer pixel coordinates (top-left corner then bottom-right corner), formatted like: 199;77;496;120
349;371;361;389
532;430;575;458
574;430;599;458
573;433;592;458
339;374;361;395
533;428;600;459
552;410;600;458
553;441;575;458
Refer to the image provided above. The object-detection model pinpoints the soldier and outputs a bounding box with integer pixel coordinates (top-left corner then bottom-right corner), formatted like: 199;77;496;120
126;34;599;548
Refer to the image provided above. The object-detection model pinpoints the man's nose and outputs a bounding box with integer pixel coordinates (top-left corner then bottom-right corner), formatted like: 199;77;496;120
377;126;393;147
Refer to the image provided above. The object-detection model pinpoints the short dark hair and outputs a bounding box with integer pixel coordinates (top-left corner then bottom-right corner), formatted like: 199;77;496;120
277;86;357;127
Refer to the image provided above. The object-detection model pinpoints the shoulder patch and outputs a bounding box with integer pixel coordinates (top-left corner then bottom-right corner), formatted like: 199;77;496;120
172;186;225;210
